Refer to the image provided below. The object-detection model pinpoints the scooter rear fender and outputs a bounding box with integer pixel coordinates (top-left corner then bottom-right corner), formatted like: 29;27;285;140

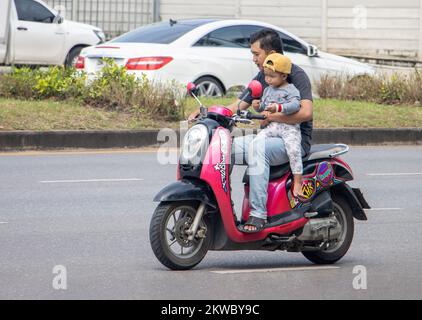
331;183;370;221
153;179;217;209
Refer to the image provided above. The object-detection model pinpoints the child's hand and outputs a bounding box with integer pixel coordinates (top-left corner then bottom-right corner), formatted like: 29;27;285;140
265;103;278;113
252;99;261;111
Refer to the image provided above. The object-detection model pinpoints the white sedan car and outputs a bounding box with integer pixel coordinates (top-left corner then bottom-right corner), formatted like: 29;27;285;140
77;19;374;96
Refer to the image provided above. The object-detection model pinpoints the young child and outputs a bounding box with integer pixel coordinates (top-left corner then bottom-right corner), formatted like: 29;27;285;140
255;53;304;199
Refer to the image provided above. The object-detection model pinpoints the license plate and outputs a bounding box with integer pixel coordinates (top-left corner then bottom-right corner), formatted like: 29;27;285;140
95;58;108;72
94;58;123;72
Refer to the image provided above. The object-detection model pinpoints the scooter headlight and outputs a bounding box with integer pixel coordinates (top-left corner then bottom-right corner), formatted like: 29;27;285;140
181;124;208;164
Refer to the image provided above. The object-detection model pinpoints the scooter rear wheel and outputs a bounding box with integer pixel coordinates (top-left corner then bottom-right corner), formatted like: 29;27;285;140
149;202;212;270
301;194;354;264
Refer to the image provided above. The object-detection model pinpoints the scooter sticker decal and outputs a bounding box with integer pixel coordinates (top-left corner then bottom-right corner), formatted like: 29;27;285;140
289;194;300;208
301;179;316;200
317;162;334;187
214;130;229;193
289;178;316;208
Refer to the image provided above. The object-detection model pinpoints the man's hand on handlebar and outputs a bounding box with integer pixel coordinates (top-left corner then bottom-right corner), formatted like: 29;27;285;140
260;111;271;127
252;99;261;111
187;110;200;122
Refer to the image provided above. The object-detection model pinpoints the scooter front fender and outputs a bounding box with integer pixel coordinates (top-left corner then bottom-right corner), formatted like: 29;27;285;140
153;179;217;209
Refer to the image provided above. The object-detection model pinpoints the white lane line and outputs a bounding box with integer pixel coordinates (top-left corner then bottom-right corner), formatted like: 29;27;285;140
40;178;144;184
0;148;176;157
0;222;8;225
366;208;403;211
211;266;340;274
367;173;422;176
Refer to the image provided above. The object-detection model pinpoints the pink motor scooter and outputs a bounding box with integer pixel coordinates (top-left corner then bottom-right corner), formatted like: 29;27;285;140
149;81;370;270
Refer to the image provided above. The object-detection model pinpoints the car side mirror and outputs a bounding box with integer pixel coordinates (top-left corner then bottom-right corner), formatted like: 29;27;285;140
54;15;64;24
307;45;318;57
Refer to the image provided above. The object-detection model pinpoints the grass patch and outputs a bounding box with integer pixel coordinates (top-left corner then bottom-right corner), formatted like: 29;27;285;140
185;97;422;128
0;97;421;131
317;72;422;105
0;98;172;131
314;99;422;128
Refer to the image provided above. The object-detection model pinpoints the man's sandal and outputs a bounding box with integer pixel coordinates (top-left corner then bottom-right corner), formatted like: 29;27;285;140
242;216;267;233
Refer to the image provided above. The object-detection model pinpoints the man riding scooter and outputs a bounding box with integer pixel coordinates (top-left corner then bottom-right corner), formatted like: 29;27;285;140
189;29;314;233
150;28;369;270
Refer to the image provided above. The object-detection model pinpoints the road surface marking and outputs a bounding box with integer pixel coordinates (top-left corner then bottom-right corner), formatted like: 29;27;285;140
367;173;422;176
40;178;144;184
0;222;8;225
0;148;178;157
366;208;403;211
211;266;340;274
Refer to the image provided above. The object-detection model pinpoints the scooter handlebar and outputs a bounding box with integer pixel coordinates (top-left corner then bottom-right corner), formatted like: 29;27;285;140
246;113;266;120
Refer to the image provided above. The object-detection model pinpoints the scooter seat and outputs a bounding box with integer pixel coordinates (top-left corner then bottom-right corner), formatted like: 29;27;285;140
242;144;349;184
305;144;349;162
242;162;290;184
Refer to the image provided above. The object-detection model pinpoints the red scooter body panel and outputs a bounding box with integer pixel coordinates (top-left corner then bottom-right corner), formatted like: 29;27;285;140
333;157;354;178
200;127;308;243
241;176;291;222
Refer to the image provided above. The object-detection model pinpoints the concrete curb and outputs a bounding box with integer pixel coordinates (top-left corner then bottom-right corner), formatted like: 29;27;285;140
0;128;421;151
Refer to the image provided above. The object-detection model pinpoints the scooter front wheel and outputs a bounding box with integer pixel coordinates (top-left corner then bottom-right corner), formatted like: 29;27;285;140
149;202;212;270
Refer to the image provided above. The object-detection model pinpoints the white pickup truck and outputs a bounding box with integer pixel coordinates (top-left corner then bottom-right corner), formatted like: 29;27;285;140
0;0;105;67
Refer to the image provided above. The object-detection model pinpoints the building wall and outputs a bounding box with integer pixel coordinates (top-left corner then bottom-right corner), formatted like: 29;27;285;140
45;0;154;38
44;0;422;60
325;0;420;59
160;0;422;60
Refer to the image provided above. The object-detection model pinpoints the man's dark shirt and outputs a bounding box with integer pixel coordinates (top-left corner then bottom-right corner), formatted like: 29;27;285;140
239;64;313;155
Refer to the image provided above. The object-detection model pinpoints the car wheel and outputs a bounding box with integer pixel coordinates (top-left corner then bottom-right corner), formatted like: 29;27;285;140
194;77;224;97
65;46;84;68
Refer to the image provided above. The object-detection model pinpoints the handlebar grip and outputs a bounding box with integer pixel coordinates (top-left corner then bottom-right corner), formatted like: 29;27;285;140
247;113;266;120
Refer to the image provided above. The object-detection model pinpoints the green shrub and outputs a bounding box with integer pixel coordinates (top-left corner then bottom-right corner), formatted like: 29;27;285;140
34;66;86;99
317;71;422;105
84;58;138;110
84;59;184;121
0;60;185;121
0;67;39;99
0;66;86;100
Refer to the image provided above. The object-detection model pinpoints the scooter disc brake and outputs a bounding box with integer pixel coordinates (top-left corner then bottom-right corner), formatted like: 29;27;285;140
174;216;195;248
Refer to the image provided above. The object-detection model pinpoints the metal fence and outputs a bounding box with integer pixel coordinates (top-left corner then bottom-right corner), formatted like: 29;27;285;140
45;0;155;39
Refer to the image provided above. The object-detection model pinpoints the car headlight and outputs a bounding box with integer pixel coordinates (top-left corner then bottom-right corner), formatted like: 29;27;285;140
181;124;208;164
94;30;106;43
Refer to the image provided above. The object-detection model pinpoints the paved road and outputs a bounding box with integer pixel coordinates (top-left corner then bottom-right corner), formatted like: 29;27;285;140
0;146;421;300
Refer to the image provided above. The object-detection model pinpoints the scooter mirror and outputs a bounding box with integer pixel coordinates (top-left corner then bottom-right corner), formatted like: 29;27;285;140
187;82;198;97
248;80;263;99
187;82;204;110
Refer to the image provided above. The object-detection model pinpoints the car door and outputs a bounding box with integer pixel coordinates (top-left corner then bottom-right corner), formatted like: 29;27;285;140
12;0;65;64
0;0;12;64
190;25;256;90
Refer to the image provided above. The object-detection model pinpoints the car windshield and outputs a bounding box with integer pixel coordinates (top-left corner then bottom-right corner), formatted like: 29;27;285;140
111;19;217;44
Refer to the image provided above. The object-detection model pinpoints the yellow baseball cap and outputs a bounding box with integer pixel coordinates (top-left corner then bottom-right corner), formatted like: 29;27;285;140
263;53;292;74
